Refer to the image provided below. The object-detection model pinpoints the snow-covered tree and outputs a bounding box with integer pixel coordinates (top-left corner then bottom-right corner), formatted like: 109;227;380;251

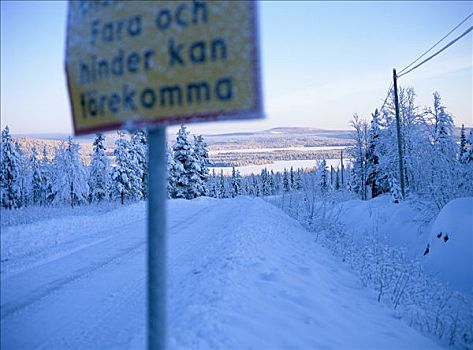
15;141;30;207
30;146;43;205
366;109;381;198
0;126;22;209
463;130;473;164
193;134;210;196
218;169;227;198
40;146;54;205
171;125;203;199
389;177;401;204
230;166;242;197
433;96;456;158
260;168;271;196
52;137;89;207
88;133;110;203
131;130;148;199
349;114;369;199
459;124;467;163
283;168;290;192
207;168;218;198
317;159;328;193
112;131;141;204
167;149;180;198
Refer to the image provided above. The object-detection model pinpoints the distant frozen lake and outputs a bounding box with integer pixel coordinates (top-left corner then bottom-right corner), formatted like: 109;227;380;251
211;158;352;176
209;146;346;154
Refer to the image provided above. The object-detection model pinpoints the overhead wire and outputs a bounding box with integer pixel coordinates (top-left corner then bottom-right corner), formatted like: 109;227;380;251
398;12;473;75
397;25;473;78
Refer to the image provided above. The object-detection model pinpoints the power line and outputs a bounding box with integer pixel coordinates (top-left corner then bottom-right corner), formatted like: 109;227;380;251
379;82;393;112
397;25;473;78
398;12;473;75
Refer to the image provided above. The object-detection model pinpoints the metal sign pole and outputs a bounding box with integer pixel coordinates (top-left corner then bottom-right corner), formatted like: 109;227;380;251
147;127;167;350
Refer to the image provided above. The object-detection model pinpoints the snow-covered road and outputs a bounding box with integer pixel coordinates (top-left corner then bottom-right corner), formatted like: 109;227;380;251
1;197;440;349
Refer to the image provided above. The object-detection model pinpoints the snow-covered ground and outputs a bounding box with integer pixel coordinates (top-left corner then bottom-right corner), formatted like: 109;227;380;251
0;197;442;349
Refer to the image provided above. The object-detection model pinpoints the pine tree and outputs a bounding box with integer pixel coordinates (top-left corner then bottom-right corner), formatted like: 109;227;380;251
218;169;227;198
335;168;340;190
349;114;369;200
193;134;210;196
131;130;148;199
389;177;401;204
283;168;290;192
112;131;141;204
172;125;203;199
30;146;43;205
290;166;295;189
167;149;180;198
0;126;22;209
366;109;381;198
230;166;242;197
40;146;54;205
88;133;110;203
459;124;467;163
463;130;473;164
294;169;303;190
52;137;89;207
260;168;271;196
434;101;456;157
318;159;328;194
15;141;30;207
208;168;218;198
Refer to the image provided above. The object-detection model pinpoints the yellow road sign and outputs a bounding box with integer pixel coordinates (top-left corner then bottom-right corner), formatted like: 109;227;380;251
65;0;262;135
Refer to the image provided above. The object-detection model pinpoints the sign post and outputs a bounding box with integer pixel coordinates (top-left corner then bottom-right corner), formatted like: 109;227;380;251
65;1;262;348
147;127;167;349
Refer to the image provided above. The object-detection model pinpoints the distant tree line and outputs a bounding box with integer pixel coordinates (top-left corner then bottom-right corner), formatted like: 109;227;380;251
2;89;472;210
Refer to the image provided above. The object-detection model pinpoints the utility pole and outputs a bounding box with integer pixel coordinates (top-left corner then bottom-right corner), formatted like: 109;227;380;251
392;69;406;198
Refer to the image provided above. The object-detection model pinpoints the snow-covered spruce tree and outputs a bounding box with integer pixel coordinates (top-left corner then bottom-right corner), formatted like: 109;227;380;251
14;141;31;207
218;169;227;198
167;148;179;198
366;109;381;198
40;146;54;205
230;166;242;197
131;130;148;199
283;168;290;192
52;137;89;207
433;96;456;158
464;130;473;164
260;168;271;196
290;166;295;189
0;126;22;209
193;134;210;196
172;125;203;199
207;168;218;198
349;114;369;199
30;146;43;206
88;133;110;203
459;124;467;163
317;159;328;194
389;177;401;204
294;169;303;190
112;131;142;204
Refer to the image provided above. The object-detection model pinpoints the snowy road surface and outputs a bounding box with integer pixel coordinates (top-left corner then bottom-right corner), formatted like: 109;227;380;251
1;197;440;349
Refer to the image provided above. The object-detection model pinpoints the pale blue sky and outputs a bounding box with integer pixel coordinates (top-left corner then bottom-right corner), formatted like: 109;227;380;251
1;1;472;135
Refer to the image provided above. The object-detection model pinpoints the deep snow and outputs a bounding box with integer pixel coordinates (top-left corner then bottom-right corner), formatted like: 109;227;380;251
1;197;440;349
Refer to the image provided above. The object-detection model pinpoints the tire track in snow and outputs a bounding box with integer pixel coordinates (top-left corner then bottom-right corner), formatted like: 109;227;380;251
1;202;215;321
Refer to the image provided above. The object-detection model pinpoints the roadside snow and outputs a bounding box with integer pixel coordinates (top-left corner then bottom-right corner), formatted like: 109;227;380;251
1;197;440;349
424;197;473;296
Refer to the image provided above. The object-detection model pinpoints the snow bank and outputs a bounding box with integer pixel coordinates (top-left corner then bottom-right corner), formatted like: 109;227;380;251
337;195;432;257
424;197;473;296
